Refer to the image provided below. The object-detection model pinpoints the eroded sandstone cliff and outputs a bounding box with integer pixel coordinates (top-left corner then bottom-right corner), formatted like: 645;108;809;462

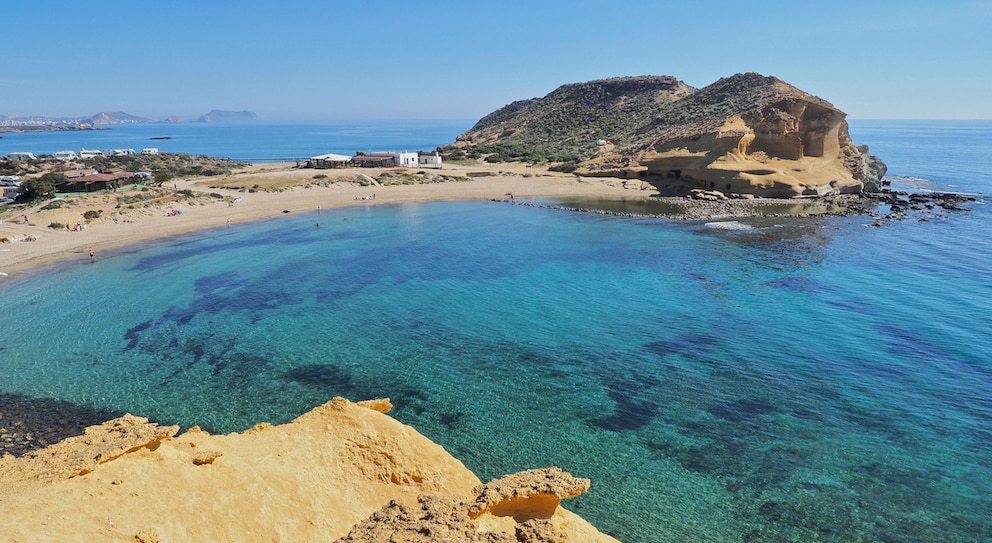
446;73;886;198
0;398;619;543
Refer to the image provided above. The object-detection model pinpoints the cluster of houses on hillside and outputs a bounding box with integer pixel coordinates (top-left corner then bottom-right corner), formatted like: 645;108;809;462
3;148;159;162
305;150;442;169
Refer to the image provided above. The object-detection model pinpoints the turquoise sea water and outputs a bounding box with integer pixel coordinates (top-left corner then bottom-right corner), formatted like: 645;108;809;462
2;121;992;542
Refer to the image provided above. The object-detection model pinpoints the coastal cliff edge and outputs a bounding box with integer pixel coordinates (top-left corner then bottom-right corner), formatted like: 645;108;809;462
0;397;619;543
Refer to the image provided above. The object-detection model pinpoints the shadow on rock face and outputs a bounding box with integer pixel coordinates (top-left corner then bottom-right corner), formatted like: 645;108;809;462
0;393;125;457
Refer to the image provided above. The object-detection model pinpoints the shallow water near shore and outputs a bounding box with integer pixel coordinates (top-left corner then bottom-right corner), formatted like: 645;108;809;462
3;121;992;542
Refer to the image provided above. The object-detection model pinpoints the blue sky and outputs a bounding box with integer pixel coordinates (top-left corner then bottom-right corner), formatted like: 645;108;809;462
2;0;990;121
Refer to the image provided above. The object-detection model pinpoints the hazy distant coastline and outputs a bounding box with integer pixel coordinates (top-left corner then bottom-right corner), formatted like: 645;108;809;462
0;125;106;134
1;109;257;133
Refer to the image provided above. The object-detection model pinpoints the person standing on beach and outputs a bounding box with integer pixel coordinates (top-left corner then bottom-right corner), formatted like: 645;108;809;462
89;250;95;262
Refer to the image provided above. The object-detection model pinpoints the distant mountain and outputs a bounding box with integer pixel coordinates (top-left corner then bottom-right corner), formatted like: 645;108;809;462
81;111;153;125
195;110;257;123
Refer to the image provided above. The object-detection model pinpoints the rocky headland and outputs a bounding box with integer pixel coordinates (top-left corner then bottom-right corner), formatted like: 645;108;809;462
445;73;888;199
0;397;618;542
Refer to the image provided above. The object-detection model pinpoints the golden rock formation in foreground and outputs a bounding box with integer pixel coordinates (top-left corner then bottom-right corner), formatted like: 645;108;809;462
0;397;619;543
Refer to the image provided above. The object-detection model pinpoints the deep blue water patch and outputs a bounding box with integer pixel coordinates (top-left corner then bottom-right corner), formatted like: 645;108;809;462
283;363;352;388
707;398;779;423
763;276;833;293
826;298;878;315
876;321;956;362
122;319;153;352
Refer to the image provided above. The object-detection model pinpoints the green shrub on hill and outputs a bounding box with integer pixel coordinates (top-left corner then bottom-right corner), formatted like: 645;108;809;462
19;173;65;202
82;153;248;185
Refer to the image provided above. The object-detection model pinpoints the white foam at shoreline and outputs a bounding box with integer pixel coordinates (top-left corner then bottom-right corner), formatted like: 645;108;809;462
704;220;753;231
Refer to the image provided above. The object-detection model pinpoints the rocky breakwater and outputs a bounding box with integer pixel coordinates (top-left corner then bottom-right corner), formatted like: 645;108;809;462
862;190;978;226
0;397;618;543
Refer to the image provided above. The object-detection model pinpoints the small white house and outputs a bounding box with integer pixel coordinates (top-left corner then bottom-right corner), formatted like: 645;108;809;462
366;151;419;167
141;148;159;155
54;150;79;161
418;152;443;169
3;152;36;161
79;149;104;158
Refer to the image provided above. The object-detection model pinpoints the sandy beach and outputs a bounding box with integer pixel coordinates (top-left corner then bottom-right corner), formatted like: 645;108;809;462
0;163;651;279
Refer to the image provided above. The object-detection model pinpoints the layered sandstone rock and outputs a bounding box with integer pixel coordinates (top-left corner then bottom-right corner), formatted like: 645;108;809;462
639;110;873;198
448;73;886;198
633;75;887;197
0;398;618;543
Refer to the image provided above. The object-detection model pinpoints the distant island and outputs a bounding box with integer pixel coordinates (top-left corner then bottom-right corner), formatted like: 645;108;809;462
443;73;886;198
196;110;258;123
0;109;258;132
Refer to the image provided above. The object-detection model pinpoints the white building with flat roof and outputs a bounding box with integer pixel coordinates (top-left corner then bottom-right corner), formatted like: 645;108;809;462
367;151;419;167
418;152;442;168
